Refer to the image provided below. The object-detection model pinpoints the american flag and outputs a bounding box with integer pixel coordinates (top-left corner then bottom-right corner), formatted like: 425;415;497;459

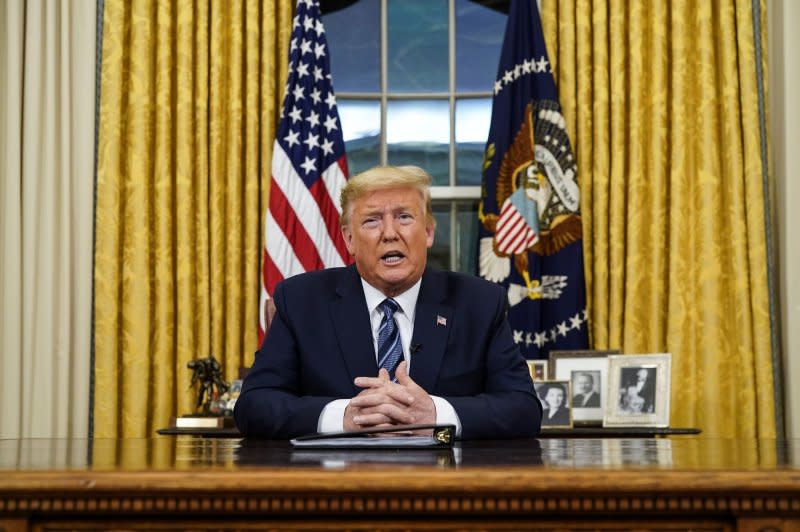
260;0;351;341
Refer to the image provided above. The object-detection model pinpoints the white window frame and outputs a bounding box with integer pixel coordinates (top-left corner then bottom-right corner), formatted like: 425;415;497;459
334;0;492;270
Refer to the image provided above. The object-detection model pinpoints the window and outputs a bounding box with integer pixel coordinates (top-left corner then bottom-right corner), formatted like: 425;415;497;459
323;0;506;274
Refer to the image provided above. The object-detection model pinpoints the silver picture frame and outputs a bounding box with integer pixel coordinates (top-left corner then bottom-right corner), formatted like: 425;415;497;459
604;353;672;427
550;352;615;426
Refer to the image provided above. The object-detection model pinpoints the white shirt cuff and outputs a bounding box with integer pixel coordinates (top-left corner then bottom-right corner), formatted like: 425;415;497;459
317;399;350;433
431;395;462;438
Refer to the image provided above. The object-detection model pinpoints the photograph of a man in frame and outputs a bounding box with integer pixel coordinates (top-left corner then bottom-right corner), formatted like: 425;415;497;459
618;366;656;414
571;370;601;408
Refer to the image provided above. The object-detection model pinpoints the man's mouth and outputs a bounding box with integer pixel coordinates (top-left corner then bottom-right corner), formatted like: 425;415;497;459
381;251;405;264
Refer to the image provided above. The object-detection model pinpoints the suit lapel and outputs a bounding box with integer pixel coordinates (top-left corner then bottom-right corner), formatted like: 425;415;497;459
330;266;377;389
409;269;452;392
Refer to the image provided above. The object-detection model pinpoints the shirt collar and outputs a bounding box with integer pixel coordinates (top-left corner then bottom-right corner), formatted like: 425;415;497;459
360;277;421;323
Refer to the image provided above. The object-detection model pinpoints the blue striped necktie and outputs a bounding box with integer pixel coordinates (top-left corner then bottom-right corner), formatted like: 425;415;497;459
377;298;403;380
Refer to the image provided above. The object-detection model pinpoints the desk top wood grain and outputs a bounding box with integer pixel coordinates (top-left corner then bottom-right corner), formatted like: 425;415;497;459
1;437;798;468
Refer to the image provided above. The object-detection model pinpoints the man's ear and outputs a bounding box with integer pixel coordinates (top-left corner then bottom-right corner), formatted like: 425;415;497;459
342;225;355;255
425;222;435;249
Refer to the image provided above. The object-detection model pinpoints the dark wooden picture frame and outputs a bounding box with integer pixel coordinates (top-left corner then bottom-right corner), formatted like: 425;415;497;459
534;380;573;429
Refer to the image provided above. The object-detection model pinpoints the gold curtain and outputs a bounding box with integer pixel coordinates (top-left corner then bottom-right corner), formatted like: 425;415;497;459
94;0;293;437
542;0;774;437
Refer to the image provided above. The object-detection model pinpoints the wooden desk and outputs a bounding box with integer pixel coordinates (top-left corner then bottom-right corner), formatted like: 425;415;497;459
155;426;702;438
1;437;799;531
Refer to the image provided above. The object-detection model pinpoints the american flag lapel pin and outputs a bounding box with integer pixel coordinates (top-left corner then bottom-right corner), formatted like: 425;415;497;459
436;315;447;327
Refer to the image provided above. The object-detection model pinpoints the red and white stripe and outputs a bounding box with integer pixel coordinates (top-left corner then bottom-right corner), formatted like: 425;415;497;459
494;198;538;255
259;142;351;340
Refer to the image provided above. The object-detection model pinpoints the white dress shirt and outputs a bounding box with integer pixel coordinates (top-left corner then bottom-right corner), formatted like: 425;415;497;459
317;278;462;435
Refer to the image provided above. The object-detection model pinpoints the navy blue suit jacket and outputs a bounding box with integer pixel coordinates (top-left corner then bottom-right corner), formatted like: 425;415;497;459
234;266;542;439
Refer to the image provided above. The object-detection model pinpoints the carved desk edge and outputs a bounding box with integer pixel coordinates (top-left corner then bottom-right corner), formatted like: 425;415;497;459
1;469;799;519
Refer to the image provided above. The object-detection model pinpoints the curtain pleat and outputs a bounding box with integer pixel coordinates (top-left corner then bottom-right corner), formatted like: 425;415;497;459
0;0;95;439
0;0;25;438
94;0;292;438
542;0;775;437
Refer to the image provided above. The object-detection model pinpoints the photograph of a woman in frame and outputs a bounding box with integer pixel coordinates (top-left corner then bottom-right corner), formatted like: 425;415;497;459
535;382;571;427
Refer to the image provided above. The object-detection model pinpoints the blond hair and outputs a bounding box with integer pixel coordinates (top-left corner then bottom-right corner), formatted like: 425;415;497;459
339;165;435;228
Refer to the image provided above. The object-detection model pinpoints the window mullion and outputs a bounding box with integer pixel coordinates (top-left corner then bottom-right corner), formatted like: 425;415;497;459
380;0;388;165
448;0;456;189
449;0;457;269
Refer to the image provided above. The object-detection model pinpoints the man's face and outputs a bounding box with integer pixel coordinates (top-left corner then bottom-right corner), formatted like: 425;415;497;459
576;374;592;394
342;186;434;297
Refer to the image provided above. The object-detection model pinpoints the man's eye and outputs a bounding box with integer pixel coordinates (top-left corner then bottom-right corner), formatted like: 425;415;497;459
397;213;414;223
362;218;380;228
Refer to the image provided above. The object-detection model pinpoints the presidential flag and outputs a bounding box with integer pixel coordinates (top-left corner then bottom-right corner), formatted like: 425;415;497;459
478;0;588;359
260;0;351;341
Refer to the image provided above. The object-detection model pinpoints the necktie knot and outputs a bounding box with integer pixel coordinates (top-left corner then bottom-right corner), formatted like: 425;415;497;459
380;298;400;319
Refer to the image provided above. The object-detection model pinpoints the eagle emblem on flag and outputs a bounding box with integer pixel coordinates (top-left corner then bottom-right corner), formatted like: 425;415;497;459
479;99;582;300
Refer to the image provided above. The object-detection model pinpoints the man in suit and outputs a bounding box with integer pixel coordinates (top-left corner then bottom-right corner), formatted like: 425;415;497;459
572;372;600;408
234;165;542;440
619;367;656;414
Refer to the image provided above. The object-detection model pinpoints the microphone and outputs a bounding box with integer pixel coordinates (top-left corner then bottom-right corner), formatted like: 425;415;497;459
410;343;422;354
